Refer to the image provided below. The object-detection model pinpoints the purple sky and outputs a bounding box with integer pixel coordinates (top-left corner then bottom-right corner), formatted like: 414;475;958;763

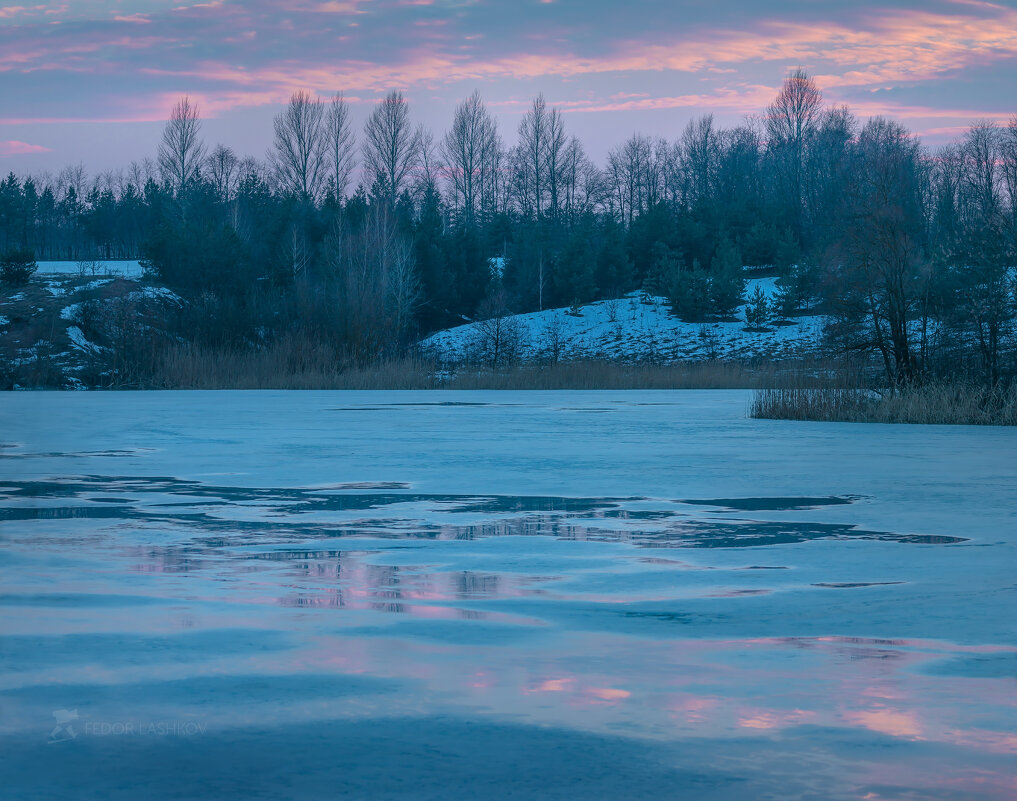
2;0;1016;173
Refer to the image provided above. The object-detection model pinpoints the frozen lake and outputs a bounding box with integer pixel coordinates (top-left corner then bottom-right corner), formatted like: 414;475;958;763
34;260;145;278
1;390;1015;800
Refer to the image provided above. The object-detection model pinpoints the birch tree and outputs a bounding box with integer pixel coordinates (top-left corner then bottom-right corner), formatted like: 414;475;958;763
158;97;207;193
270;90;327;201
325;92;356;201
362;91;418;204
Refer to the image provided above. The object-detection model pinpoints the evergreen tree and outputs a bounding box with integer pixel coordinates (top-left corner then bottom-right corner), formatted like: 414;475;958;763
709;237;745;316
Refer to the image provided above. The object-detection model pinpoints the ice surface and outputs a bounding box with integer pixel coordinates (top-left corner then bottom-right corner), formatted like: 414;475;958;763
1;391;1015;800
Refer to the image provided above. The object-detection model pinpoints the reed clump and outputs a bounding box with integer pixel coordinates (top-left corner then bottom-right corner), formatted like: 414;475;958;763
751;381;1017;426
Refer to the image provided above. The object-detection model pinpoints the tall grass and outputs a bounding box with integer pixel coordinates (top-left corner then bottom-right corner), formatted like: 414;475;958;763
153;339;438;390
751;382;1017;425
150;338;841;391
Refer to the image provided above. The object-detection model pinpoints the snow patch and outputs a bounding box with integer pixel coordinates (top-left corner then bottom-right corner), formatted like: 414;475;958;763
66;325;103;354
128;286;182;304
422;278;824;363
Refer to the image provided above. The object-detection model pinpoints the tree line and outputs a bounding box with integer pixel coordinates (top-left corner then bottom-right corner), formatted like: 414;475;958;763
1;71;1015;385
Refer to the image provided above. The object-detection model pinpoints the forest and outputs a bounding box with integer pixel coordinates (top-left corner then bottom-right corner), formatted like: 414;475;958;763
1;71;1015;389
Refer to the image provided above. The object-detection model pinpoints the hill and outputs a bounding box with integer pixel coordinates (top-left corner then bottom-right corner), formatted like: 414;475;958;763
422;278;825;365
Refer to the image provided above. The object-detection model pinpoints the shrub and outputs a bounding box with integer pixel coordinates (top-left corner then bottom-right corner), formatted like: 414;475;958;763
1;249;37;285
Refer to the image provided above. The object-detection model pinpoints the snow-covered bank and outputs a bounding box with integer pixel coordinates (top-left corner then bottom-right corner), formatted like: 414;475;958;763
423;277;825;363
0;272;180;389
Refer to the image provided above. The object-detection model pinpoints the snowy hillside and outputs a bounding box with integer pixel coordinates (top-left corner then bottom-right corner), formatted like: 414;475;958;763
0;272;181;389
422;277;825;363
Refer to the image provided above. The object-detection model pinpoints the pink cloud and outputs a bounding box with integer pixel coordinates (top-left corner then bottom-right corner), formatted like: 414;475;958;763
0;5;45;18
0;139;50;154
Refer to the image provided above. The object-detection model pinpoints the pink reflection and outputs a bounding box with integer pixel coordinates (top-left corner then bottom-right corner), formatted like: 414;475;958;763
737;708;816;730
667;695;720;724
584;687;631;703
844;708;923;739
532;678;574;693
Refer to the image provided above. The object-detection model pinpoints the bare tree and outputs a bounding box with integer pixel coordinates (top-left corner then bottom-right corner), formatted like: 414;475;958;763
327;203;421;349
544;105;567;220
362;91;418;204
607;133;656;224
387;238;422;342
472;290;527;367
270;90;327;201
56;163;88;200
680;115;720;207
158;97;207;192
480;128;506;218
127;158;157;191
1001;117;1017;232
766;69;823;236
517;94;550;217
805;106;856;235
442;90;498;224
206;144;239;201
961;121;1002;219
416;124;442;198
561;135;595;223
716;124;763;214
325;92;356;201
827;117;931;384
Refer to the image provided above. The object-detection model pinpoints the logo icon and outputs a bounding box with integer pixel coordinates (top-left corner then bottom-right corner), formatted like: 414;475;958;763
48;709;79;743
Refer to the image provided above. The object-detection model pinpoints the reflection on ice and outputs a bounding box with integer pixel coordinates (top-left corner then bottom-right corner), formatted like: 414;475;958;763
1;391;1014;800
0;478;968;548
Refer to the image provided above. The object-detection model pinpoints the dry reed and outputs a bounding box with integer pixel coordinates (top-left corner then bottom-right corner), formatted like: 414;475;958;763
751;382;1017;426
151;339;841;391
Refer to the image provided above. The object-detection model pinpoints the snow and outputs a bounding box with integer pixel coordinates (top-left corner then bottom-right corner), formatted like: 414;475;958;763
35;259;145;278
423;278;824;363
1;391;1014;800
65;324;102;353
128;285;182;304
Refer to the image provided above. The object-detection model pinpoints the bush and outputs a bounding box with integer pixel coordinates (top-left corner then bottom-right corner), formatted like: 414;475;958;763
1;249;37;285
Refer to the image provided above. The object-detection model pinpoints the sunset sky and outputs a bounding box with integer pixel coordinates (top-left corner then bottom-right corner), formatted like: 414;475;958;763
2;0;1016;171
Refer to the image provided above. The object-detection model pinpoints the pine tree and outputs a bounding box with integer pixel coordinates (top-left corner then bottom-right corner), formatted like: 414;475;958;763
709;237;745;316
744;283;770;328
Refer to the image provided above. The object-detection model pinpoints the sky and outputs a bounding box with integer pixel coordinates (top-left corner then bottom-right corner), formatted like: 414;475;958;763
1;0;1016;174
